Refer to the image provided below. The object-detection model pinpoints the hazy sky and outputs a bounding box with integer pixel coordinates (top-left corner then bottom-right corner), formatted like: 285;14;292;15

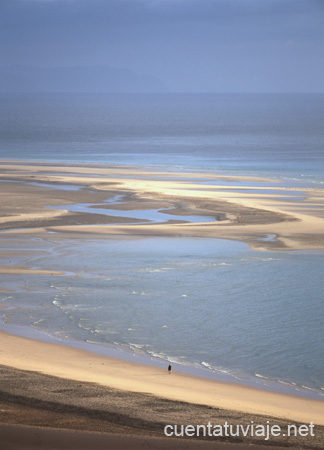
1;0;323;92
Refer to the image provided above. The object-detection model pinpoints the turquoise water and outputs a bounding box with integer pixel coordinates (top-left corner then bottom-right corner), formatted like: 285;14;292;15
0;93;324;398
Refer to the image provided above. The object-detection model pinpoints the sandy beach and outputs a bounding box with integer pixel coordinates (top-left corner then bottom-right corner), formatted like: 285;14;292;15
1;161;324;449
0;331;324;449
1;330;324;425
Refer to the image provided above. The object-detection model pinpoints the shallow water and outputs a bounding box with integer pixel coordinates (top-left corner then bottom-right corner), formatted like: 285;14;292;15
1;235;323;399
49;202;217;224
29;182;81;191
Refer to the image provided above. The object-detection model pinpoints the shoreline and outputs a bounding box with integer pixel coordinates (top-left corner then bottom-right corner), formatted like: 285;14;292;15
1;329;324;427
0;315;323;402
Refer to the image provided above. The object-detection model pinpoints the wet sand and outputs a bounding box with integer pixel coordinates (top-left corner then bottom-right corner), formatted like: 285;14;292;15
0;266;63;275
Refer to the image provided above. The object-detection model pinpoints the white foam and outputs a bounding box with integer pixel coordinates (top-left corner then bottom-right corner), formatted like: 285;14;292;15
255;373;267;379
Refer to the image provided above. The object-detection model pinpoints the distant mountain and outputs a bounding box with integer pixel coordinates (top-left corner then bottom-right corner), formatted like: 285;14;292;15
0;65;166;93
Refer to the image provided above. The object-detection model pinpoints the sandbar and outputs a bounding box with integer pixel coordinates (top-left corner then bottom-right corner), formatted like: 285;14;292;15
0;161;324;251
0;266;63;275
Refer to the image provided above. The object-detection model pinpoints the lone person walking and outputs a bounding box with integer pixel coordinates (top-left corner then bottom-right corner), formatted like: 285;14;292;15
168;364;172;374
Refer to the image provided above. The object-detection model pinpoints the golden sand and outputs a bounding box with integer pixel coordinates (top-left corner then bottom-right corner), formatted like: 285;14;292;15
1;331;323;426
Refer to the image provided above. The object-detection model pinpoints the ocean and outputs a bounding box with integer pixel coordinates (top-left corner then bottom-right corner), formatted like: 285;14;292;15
1;92;324;184
0;92;324;398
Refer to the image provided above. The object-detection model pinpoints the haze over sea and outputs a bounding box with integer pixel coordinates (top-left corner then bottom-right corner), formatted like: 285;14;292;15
0;93;324;398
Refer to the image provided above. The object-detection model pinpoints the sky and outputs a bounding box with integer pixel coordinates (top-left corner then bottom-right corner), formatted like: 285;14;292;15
0;0;323;92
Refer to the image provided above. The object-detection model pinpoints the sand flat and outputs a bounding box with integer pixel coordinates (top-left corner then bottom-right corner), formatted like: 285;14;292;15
0;161;323;250
0;266;63;275
0;161;278;182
